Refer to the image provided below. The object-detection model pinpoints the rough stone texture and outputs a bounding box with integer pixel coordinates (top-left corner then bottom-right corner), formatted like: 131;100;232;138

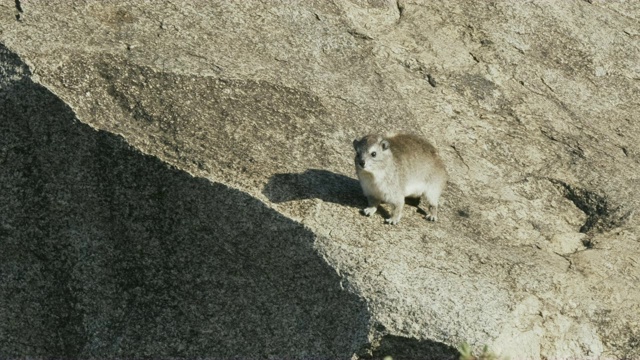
1;0;639;358
0;45;371;359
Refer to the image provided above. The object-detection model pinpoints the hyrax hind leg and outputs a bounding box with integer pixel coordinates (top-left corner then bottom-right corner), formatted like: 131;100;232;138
422;186;442;222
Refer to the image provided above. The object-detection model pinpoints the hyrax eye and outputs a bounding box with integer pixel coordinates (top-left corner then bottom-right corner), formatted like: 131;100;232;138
371;151;377;157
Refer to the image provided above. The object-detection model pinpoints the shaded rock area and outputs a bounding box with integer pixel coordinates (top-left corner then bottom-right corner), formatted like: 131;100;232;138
1;1;640;358
362;335;459;360
0;46;369;358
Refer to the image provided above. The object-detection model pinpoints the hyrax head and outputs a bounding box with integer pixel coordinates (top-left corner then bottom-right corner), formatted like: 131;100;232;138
353;135;391;172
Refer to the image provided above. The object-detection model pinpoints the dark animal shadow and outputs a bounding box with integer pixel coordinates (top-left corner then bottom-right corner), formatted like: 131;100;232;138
263;169;367;209
263;170;429;220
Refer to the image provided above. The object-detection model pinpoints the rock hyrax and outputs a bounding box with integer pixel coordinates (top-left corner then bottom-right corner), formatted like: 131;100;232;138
353;133;448;224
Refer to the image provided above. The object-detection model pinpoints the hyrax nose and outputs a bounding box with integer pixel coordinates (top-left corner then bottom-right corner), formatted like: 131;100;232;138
358;159;365;167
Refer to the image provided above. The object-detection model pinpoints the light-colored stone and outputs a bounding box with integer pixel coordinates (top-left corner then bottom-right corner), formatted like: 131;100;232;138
1;0;639;358
549;232;587;255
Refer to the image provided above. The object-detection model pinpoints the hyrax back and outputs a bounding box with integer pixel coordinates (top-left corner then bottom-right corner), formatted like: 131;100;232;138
353;133;448;224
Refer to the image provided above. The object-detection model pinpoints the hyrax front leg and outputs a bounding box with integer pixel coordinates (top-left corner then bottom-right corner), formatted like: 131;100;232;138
362;196;381;216
385;200;405;225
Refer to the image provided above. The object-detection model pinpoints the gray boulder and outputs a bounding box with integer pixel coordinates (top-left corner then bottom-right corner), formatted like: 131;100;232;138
1;1;639;358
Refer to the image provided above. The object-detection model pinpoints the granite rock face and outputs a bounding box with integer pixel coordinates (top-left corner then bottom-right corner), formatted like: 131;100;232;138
1;1;639;358
0;44;371;358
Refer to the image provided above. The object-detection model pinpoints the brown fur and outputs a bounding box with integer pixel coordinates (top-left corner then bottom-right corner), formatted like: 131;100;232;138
353;133;447;224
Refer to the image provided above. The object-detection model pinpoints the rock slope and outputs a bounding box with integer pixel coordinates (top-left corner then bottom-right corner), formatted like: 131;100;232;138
1;1;639;358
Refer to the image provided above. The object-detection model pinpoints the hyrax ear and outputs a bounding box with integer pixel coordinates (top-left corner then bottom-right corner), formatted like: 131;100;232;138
381;139;390;150
353;138;359;151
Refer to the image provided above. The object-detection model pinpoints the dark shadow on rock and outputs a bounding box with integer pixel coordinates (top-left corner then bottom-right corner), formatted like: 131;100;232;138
263;169;367;209
363;335;459;360
263;171;435;221
0;44;370;359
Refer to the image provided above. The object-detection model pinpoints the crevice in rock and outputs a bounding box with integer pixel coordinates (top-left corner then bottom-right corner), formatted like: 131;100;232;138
548;178;630;234
399;58;440;87
540;128;586;159
14;0;22;21
582;237;595;249
427;73;437;87
540;76;556;93
348;28;374;40
395;0;405;24
450;144;470;171
621;146;629;157
517;77;583;125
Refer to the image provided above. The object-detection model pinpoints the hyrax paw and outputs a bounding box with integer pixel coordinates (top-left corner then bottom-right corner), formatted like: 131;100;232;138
362;207;377;216
385;218;400;225
425;214;438;222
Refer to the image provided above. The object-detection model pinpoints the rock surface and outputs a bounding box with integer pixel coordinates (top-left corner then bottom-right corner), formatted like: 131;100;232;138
1;0;639;358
